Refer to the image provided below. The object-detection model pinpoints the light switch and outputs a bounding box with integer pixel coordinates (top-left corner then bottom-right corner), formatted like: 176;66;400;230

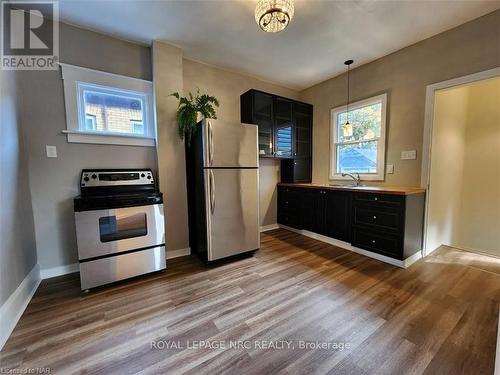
386;164;394;174
401;150;417;160
46;145;57;158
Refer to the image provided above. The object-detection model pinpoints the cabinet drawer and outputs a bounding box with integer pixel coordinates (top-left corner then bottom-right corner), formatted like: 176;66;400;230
353;205;403;232
353;193;404;207
351;227;403;259
278;196;297;212
278;211;301;229
278;187;300;210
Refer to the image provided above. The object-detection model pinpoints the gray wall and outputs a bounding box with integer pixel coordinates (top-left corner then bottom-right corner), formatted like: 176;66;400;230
0;70;37;306
20;22;157;271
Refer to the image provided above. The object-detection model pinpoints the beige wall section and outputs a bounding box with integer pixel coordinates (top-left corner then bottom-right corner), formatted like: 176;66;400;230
21;22;156;271
459;78;500;256
300;10;500;187
152;42;189;252
0;70;37;306
426;86;469;253
183;59;300;227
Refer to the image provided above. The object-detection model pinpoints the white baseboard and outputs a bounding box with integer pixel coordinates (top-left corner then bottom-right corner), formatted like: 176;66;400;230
40;263;79;279
167;247;191;259
260;223;280;232
489;258;500;374
279;225;422;269
0;263;41;350
402;251;423;268
496;307;500;375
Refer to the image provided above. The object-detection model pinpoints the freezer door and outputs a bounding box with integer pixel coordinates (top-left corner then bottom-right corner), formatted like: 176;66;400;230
202;119;258;168
205;168;260;261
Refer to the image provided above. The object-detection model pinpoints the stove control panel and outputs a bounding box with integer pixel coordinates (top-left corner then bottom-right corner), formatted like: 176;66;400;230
80;169;154;187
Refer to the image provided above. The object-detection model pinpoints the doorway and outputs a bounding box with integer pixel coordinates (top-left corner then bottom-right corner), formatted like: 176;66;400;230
422;69;500;257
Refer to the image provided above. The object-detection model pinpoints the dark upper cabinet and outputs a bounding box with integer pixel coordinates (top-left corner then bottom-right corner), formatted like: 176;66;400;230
241;90;274;157
294;104;312;158
241;89;313;182
274;97;293;158
282;102;313;182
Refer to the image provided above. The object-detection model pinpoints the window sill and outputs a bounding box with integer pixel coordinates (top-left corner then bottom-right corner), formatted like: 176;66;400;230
63;130;155;147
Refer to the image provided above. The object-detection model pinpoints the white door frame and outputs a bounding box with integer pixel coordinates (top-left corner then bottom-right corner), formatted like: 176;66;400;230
420;67;500;256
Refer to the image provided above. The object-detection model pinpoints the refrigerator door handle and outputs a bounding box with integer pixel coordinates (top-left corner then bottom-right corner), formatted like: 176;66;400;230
209;169;215;214
208;121;214;166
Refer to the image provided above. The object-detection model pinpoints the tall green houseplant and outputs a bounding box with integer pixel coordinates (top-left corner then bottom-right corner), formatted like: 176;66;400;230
170;89;219;145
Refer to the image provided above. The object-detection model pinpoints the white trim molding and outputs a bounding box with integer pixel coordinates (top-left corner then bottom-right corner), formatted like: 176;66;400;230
167;248;191;259
59;63;156;147
40;263;79;279
330;93;387;181
0;264;41;350
495;306;500;375
421;67;500;257
279;225;422;268
260;224;280;232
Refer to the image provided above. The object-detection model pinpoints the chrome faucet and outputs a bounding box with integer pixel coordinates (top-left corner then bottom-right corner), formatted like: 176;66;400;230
342;172;361;186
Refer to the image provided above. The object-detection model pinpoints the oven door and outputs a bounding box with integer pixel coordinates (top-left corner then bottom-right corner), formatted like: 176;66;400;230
75;204;165;260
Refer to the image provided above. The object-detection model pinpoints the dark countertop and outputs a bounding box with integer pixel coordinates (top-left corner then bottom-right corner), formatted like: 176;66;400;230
277;183;426;196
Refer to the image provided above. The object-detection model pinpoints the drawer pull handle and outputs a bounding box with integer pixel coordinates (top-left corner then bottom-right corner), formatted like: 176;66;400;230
285;201;289;204
374;197;378;201
372;240;376;244
373;216;377;219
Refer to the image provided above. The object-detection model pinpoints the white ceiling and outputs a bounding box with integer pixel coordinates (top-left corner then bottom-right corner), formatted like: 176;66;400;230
58;0;500;90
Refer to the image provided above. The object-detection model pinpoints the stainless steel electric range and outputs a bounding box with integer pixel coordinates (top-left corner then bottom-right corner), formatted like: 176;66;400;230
73;169;166;290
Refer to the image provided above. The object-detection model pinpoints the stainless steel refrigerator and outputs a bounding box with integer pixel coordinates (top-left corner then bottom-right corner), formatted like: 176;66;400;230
185;119;260;262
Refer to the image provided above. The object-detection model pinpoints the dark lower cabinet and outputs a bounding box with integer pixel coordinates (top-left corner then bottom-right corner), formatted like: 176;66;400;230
278;187;351;242
324;190;351;242
301;189;318;232
277;185;425;261
277;187;302;229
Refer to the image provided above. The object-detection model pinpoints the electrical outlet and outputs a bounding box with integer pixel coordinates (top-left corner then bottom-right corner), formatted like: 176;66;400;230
46;145;57;158
386;164;394;174
401;150;417;160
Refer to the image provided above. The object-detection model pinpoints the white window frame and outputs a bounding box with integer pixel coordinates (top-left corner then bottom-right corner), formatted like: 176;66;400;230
330;93;387;181
60;63;155;147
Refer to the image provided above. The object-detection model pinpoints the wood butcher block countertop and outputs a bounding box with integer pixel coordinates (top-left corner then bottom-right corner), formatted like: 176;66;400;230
278;183;426;196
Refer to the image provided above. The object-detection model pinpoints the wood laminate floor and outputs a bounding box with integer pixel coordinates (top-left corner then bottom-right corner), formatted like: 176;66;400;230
1;229;499;374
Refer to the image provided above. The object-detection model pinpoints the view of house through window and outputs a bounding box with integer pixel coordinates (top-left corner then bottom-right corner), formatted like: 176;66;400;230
85;114;96;131
331;94;387;180
81;85;146;135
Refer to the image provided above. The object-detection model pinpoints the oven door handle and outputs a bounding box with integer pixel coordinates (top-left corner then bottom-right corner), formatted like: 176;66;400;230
209;169;215;214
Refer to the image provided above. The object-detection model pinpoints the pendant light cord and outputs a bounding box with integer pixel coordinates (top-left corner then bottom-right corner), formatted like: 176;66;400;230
347;63;350;122
344;60;353;123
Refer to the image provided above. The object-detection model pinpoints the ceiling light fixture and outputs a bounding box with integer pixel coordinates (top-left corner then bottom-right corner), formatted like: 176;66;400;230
342;59;354;138
255;0;294;33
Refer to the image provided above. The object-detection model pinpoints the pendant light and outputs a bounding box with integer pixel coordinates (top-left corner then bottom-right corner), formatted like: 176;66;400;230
342;59;354;138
